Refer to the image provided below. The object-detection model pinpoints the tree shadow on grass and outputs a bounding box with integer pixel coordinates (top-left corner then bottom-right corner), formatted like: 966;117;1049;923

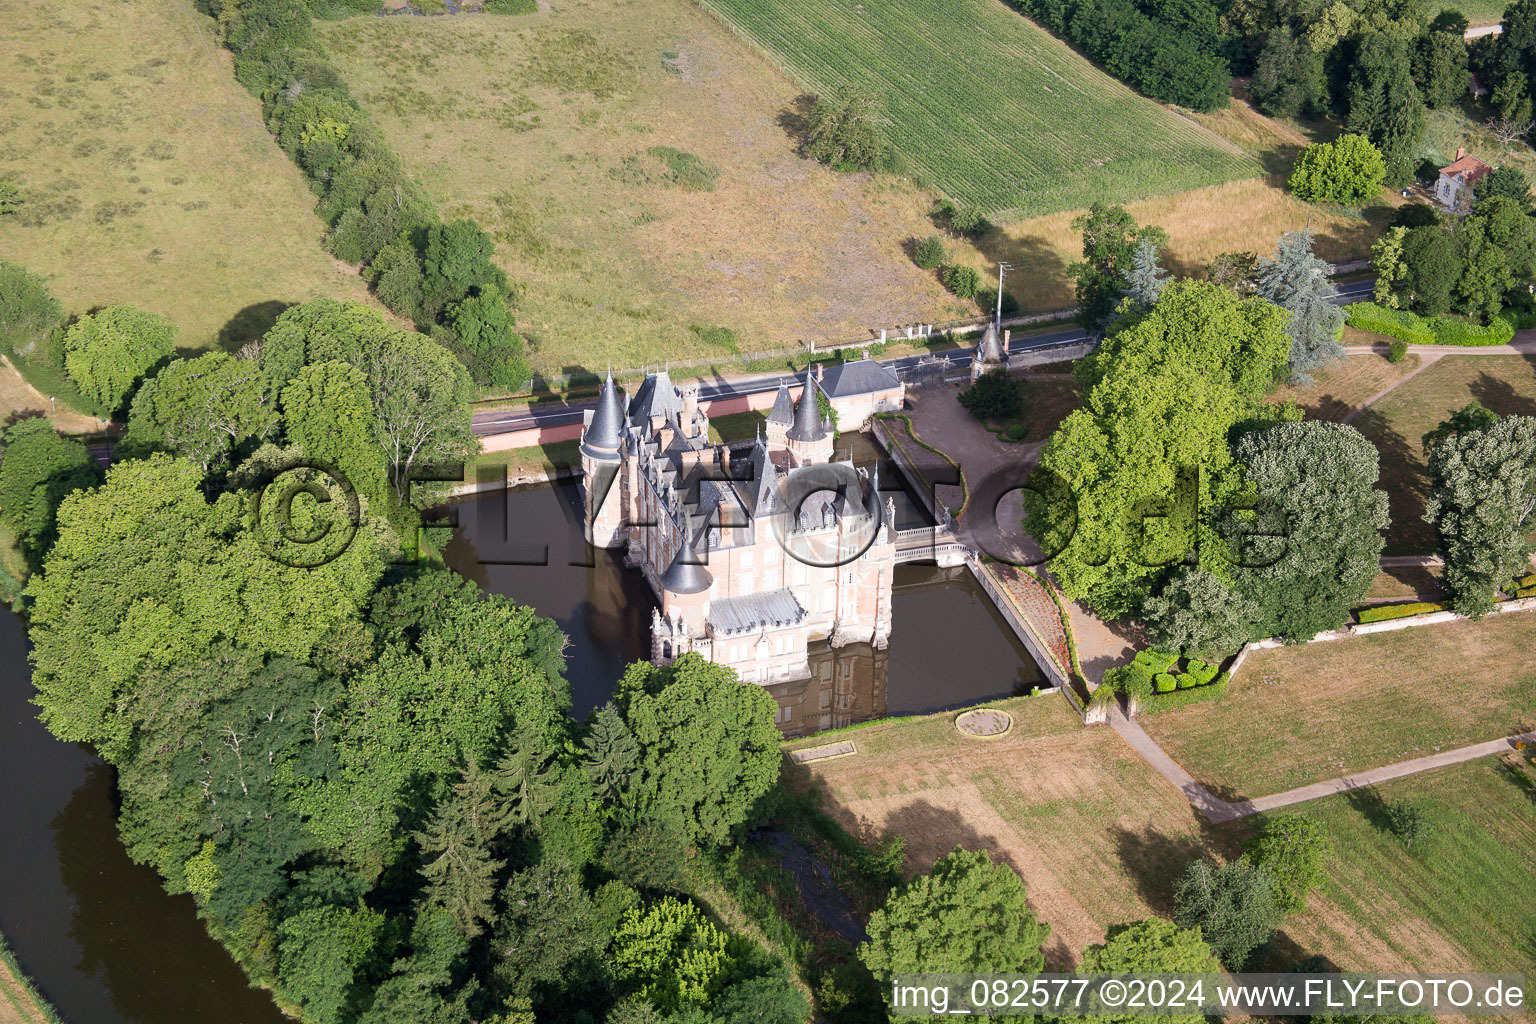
1109;822;1211;917
1350;406;1431;555
1344;784;1395;834
1469;368;1536;420
974;232;1072;316
775;94;817;149
216;300;293;353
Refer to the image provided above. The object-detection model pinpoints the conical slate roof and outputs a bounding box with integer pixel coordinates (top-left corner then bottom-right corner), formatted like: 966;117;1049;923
865;464;883;521
767;382;795;425
787;368;827;443
660;520;712;595
582;370;624;458
976;323;1006;365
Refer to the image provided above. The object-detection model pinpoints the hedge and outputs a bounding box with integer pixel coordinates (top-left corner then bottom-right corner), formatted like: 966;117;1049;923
1355;601;1448;623
1103;649;1229;712
1141;671;1230;712
1345;302;1515;347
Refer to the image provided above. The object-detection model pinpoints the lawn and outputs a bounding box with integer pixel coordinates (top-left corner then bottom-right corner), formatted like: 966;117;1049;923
0;0;374;349
318;3;968;375
1276;757;1536;975
788;693;1224;964
1271;351;1423;422
1351;355;1536;554
0;934;53;1024
702;0;1259;215
1141;612;1536;799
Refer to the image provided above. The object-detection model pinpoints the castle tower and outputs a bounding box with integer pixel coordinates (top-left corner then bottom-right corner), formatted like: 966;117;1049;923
580;370;626;548
971;322;1008;382
765;381;794;450
786;367;834;466
652;519;712;662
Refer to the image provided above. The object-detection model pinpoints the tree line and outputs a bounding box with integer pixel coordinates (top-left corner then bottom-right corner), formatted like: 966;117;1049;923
192;0;531;392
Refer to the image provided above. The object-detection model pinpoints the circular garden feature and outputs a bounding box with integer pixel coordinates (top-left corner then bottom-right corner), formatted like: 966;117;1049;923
955;707;1013;738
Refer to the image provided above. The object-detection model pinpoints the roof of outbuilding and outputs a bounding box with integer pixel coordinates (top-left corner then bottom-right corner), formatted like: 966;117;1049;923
817;358;902;398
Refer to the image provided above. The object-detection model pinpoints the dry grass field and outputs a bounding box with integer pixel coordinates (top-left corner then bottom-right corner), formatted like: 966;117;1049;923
1351;355;1536;554
1142;612;1536;799
319;4;966;375
0;942;51;1024
0;0;373;349
1271;351;1423;422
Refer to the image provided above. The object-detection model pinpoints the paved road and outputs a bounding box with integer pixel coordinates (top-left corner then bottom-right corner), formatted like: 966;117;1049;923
474;277;1378;437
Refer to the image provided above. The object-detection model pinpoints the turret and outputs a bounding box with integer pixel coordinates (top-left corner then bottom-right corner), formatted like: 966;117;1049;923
580;370;626;547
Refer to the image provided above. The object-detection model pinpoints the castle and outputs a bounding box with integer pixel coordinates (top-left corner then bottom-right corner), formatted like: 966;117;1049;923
578;368;895;685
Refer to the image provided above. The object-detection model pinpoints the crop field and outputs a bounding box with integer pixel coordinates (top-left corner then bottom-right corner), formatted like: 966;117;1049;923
701;0;1261;215
0;0;373;349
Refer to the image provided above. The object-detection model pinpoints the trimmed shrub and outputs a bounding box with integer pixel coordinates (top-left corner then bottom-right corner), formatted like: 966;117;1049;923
1174;673;1197;689
943;264;981;299
1154;672;1177;693
1355;601;1448;623
1004;423;1026;442
913;234;946;270
1132;649;1179;674
1430;315;1513;346
1143;671;1230;712
1387;338;1408;362
1345;302;1434;345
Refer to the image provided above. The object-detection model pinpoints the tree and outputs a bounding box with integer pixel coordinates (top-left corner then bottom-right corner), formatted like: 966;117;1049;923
860;848;1049;997
802;89;890;171
1079;918;1220;1024
1474;165;1533;210
1207;250;1258;294
1173;857;1281;969
1487;73;1534;145
282;360;389;505
1246;815;1333;914
277;902;385;1023
414;760;507;938
1287;135;1387;204
1069;204;1167;330
0;418;96;564
1121;236;1171;311
943;264;981;299
1346;32;1425;186
958;368;1022;422
1399;224;1463;315
445;285;530;391
1257;230;1345;384
62;305;177;412
582;702;639;808
28;454;385;758
421;218;507;323
1250;26;1324;118
713;975;810;1024
356;326;476;498
1413;29;1469;109
1386;800;1432;851
1224;422;1389;642
492;724;561;829
1030;282;1290;617
615;654;780;845
1456;195;1536;321
1421;400;1498;456
1371;226;1409;307
0;260;61;353
1424;415;1536;617
492;860;611;999
126;352;279;471
913;234;946;270
608;897;736;1013
1141;567;1259;659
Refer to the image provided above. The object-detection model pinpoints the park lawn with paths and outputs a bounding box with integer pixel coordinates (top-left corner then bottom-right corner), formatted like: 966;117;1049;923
317;3;971;377
1141;612;1536;800
0;0;374;349
1271;351;1423;422
1351;354;1536;555
701;0;1259;215
1275;757;1536;975
785;693;1230;964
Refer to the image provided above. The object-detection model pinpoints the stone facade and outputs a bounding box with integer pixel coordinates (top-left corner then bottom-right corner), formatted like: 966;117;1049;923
579;368;896;686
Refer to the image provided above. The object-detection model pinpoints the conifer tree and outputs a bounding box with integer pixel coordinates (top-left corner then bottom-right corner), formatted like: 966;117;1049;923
1121;236;1171;312
493;726;559;828
582;703;639;808
414;760;507;938
1257;230;1344;384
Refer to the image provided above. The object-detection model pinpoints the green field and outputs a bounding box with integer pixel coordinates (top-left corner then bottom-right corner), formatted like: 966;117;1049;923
702;0;1262;214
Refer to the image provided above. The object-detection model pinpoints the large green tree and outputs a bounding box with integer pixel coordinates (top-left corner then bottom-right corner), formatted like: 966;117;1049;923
1070;204;1167;330
1173;857;1281;969
414;759;508;939
1424;415;1536;617
1246;814;1333;914
1079;918;1221;1024
1345;32;1425;186
1286;135;1386;204
615;653;780;845
63;305;178;412
1257;230;1345;384
282;359;389;505
1030;282;1290;617
126;351;279;470
860;847;1050;999
0;418;96;564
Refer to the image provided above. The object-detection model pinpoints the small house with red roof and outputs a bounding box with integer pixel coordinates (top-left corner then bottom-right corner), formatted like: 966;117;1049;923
1436;147;1494;213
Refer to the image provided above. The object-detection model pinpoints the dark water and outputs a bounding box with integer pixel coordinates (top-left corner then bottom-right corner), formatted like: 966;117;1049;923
0;438;1043;1024
0;610;290;1024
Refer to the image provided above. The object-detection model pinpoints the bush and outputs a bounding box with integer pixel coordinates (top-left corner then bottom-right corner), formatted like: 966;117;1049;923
1431;315;1513;346
485;0;539;10
1287;135;1387;204
1142;671;1230;712
1132;649;1179;673
1154;672;1177;693
913;234;946;270
1387;338;1408;362
0;260;61;355
943;264;981;299
1004;422;1026;442
1345;302;1434;345
957;368;1020;421
1355;601;1447;623
1174;673;1197;689
976;288;1020;317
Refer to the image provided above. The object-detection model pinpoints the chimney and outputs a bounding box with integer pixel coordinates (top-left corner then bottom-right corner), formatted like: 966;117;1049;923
817;363;825;381
1003;329;1011;346
1456;146;1466;161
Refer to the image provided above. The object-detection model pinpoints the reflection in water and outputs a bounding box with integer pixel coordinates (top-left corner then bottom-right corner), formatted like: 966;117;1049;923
0;610;287;1024
446;468;1044;731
